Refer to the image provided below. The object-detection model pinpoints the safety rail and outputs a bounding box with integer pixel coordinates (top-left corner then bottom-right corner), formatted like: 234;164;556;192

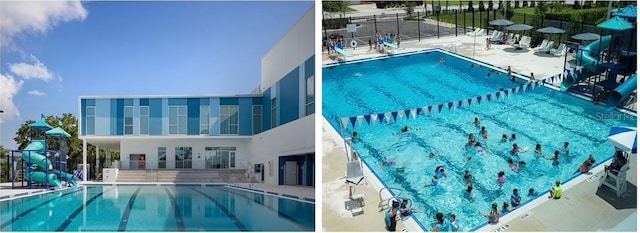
378;187;403;211
444;42;457;53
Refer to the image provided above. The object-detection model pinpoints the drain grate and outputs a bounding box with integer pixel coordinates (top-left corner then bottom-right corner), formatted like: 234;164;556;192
586;175;599;182
520;212;531;219
494;224;510;232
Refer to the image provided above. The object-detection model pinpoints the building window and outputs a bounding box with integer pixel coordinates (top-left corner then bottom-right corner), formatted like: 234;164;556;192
220;105;239;135
306;75;314;115
124;106;133;135
271;98;277;128
86;107;95;135
175;147;192;169
140;106;149;135
158;147;166;169
169;106;187;135
205;147;236;169
200;105;209;135
252;105;262;134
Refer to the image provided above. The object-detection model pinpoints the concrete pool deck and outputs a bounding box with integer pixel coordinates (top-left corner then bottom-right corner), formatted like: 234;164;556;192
321;35;637;232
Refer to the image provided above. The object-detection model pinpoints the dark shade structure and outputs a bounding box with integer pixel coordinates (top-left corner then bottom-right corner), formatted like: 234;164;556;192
612;5;637;18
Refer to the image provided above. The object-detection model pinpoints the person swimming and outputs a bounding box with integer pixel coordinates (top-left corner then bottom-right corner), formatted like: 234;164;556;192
463;170;473;185
401;126;409;133
510;134;517;141
562;142;570;155
473;118;481;128
497;171;506;184
508;158;518;172
511;143;520;156
575;154;596;174
527;188;539;197
534;144;542;154
439;58;445;64
480;126;488;139
468;133;477;146
501;133;508;143
544;151;560;167
475;142;485;154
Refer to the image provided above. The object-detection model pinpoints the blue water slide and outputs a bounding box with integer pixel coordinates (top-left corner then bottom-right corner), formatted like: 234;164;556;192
560;35;613;91
607;74;637;108
21;141;76;187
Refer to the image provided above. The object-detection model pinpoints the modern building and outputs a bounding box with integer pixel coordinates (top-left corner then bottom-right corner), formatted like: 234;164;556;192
78;6;315;187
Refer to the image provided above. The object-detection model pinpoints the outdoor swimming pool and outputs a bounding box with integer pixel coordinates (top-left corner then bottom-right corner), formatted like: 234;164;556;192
323;50;636;231
0;185;314;231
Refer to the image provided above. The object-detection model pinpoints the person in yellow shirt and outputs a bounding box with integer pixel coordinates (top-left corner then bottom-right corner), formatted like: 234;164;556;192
548;180;563;199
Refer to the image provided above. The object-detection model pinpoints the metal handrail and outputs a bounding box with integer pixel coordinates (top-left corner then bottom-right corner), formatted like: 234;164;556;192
444;42;457;52
378;187;403;211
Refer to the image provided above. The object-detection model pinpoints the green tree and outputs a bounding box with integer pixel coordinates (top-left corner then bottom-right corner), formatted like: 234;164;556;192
479;1;485;11
322;1;347;12
468;1;474;12
488;1;494;10
505;1;515;19
514;1;520;8
406;1;416;17
498;1;503;10
1;146;9;182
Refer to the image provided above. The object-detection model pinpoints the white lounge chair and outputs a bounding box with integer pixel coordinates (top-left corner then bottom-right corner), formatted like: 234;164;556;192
466;28;482;36
536;41;554;53
491;31;503;43
535;39;549;51
598;163;630;197
552;43;567;57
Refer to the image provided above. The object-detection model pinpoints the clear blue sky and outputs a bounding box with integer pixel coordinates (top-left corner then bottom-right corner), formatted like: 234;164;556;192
0;1;314;148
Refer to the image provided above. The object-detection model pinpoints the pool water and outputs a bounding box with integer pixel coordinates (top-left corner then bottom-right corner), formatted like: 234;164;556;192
0;185;314;231
322;50;636;231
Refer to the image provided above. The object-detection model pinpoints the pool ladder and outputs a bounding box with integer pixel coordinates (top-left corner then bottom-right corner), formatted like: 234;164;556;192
444;42;457;53
378;187;412;211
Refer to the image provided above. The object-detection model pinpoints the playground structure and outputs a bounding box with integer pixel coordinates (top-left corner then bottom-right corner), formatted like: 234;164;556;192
561;5;637;109
9;118;78;189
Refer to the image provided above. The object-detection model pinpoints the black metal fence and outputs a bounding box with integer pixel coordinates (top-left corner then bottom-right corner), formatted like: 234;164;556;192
322;8;606;50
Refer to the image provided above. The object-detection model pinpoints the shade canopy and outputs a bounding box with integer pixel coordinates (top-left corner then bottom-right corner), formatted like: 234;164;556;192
571;33;601;41
46;127;71;138
536;26;565;34
608;126;637;153
505;24;533;31
612;5;637;18
29;120;54;130
489;19;514;26
597;16;634;31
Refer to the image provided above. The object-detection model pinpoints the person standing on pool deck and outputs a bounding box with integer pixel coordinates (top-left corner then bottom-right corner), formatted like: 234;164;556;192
548;180;563;199
368;37;372;51
385;201;400;231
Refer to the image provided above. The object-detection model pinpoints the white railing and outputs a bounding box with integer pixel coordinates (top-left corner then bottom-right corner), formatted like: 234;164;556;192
444;42;457;53
378;187;404;211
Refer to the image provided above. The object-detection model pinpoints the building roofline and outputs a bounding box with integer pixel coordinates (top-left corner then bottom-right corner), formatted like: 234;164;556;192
78;94;262;99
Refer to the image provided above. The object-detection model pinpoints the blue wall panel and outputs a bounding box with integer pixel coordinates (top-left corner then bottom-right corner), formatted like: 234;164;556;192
110;100;116;135
81;99;86;135
116;99;124;135
149;98;163;135
133;99;140;135
220;98;239;105
279;67;300;125
94;99;111;136
210;98;220;135
262;88;271;132
168;98;187;105
200;98;210;105
252;97;262;105
140;98;149;106
187;98;200;135
238;98;252;136
124;99;133;106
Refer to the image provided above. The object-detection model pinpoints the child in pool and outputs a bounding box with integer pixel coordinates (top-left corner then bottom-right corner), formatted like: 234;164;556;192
497;171;506;184
511;143;520;156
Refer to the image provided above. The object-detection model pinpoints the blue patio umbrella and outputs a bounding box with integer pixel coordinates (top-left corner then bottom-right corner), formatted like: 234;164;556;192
597;16;634;31
571;33;601;41
505;24;533;31
536;26;565;34
489;19;514;26
612;5;637;18
608;126;637;153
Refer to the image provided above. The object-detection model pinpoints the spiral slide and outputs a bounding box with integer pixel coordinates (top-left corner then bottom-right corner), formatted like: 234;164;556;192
607;74;637;108
21;141;77;188
560;35;613;91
